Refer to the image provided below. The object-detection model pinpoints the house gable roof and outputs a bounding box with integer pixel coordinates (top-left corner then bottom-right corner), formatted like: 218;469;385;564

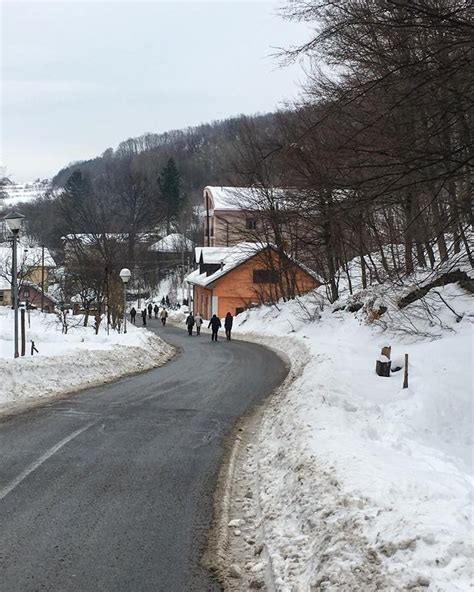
204;186;288;212
186;243;322;288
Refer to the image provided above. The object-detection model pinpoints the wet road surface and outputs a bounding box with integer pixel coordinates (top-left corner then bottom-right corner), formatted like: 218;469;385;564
0;320;287;591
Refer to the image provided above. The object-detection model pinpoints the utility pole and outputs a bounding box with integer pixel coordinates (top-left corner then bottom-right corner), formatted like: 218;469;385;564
41;244;45;313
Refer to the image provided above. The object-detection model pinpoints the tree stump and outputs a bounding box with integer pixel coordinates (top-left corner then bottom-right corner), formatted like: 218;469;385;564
376;355;391;377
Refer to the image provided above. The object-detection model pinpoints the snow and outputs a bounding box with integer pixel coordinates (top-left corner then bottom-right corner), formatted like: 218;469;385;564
0;181;49;206
150;233;193;252
229;276;473;590
0;241;56;270
204;185;288;211
0;225;471;590
0;307;174;413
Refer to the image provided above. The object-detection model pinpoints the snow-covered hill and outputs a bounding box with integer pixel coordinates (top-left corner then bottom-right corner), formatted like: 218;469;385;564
225;265;473;590
1;180;50;207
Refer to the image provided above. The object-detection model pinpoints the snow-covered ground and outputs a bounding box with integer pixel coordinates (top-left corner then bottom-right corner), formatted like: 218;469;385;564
0;307;174;413
219;273;473;590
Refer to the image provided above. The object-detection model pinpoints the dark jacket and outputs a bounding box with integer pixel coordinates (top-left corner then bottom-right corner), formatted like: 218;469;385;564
208;315;222;330
186;314;195;326
130;307;136;317
224;314;233;329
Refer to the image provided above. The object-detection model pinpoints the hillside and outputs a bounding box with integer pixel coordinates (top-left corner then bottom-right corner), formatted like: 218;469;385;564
51;112;280;198
209;245;473;591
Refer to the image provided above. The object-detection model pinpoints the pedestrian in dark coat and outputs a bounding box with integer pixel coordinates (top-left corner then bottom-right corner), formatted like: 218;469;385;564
224;312;233;341
130;307;137;324
208;314;222;341
147;303;153;319
141;309;147;326
186;313;195;336
153;304;159;319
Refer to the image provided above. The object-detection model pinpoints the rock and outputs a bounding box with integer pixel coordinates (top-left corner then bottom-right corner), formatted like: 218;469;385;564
228;564;243;579
228;518;246;528
245;490;254;499
249;578;264;589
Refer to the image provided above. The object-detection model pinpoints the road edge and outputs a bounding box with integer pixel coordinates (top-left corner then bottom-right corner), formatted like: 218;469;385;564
203;332;310;590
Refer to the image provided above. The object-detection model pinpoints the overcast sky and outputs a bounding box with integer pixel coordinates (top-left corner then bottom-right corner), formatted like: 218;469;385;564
1;1;310;181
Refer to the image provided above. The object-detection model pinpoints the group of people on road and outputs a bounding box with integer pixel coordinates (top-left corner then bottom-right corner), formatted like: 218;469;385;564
186;311;233;342
129;304;168;327
130;301;234;342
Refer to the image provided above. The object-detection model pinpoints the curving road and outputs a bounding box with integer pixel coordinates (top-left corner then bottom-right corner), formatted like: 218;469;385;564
0;320;287;592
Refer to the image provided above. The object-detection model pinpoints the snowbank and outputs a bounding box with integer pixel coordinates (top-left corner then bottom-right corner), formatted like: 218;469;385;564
0;308;174;412
229;280;473;590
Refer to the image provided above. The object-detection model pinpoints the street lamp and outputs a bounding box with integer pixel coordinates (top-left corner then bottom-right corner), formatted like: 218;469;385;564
119;268;131;334
3;212;26;358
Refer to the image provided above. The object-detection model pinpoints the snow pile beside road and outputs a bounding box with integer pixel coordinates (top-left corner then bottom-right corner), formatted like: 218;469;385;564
231;283;473;591
0;308;174;412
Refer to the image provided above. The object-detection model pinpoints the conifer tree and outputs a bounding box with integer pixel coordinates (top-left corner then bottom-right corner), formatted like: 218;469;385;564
158;158;182;234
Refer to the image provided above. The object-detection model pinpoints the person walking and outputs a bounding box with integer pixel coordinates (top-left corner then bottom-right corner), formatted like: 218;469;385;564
153;304;159;319
160;308;168;326
186;312;195;336
141;309;147;326
224;312;233;341
130;307;137;324
194;312;203;336
147;302;153;319
208;314;222;342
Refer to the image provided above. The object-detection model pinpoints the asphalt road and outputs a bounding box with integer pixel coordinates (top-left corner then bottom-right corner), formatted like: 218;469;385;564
0;320;288;592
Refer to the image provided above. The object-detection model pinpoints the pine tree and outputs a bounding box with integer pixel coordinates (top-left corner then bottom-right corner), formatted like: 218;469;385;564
158;158;182;234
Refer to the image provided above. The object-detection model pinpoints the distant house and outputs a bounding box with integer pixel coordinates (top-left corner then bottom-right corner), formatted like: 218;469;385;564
19;282;57;312
0;242;56;309
185;243;320;318
202;186;287;248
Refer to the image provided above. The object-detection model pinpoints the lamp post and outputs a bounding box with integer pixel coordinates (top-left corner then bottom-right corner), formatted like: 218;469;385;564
3;212;26;358
119;268;131;334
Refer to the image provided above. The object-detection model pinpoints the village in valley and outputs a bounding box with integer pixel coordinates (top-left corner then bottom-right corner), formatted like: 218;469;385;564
0;2;472;591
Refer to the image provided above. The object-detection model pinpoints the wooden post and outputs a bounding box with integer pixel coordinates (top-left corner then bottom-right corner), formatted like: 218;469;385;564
20;308;26;357
376;345;391;377
403;354;409;388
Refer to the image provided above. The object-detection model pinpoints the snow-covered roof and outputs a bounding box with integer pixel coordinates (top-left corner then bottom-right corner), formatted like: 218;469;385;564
187;242;322;288
204;186;288;211
194;246;241;265
150;233;193;253
62;233;152;245
187;243;262;287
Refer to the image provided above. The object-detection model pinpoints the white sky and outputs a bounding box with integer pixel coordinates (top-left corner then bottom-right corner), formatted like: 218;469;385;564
1;0;310;181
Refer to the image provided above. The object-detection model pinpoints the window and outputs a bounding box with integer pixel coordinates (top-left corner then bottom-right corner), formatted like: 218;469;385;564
0;291;3;302
246;219;257;230
253;269;278;284
235;307;244;315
